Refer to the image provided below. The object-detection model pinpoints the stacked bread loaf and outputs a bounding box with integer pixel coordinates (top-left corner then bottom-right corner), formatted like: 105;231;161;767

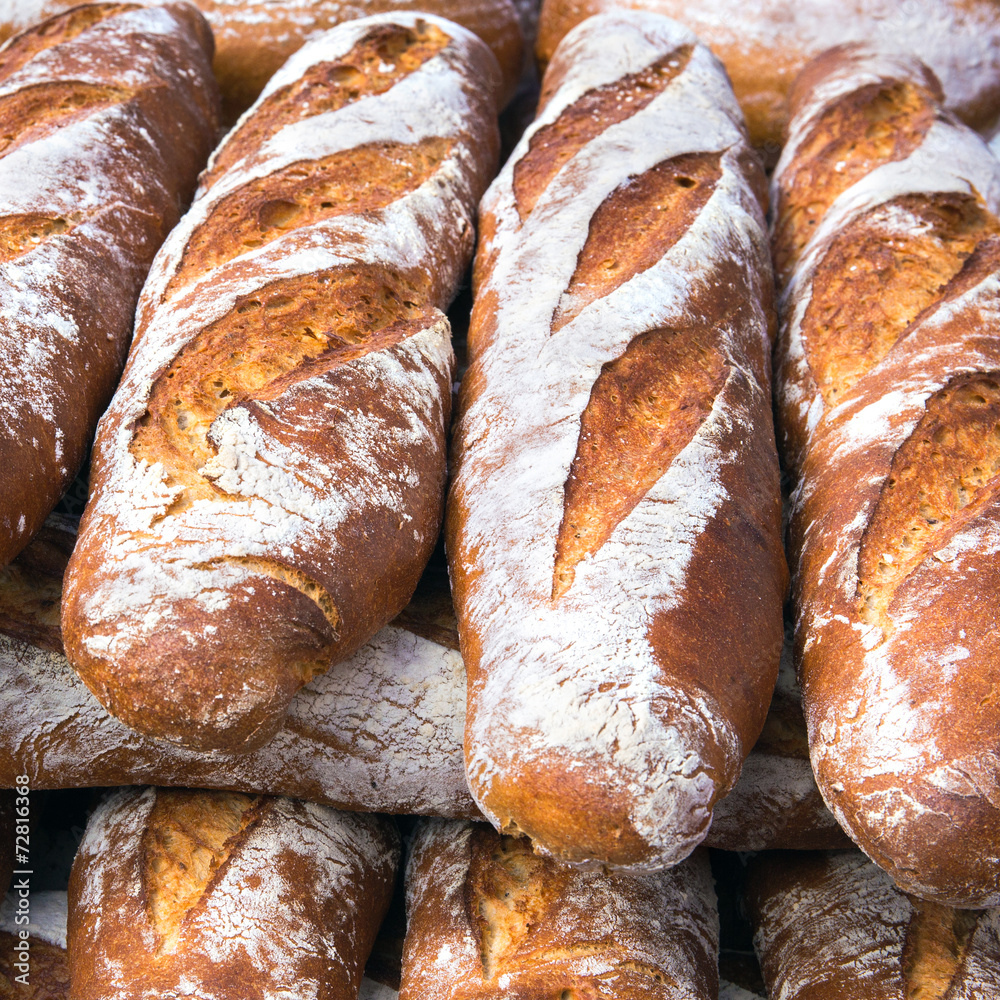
448;8;786;872
401;820;720;999
747;851;1000;998
0;1;219;567
536;0;1000;151
60;12;501;754
775;44;1000;908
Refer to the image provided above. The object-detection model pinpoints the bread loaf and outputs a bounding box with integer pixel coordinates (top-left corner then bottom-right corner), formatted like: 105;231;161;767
536;0;1000;152
447;10;786;871
746;850;1000;999
0;1;219;568
400;819;719;999
5;520;841;847
2;522;474;817
775;46;1000;906
0;890;70;999
1;0;524;119
68;787;399;999
61;13;501;753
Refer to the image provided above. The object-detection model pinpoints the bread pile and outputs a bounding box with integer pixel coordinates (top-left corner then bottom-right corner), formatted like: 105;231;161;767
2;1;1000;997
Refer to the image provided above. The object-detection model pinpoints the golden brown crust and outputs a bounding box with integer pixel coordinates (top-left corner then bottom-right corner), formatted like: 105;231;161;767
0;2;219;568
400;820;719;999
68;788;400;1000
60;14;500;752
0;933;70;1000
449;12;785;871
775;48;1000;905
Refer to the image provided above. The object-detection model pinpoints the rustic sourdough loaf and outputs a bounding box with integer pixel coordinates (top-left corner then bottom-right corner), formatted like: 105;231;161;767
1;0;523;120
68;788;399;1000
0;1;219;568
775;46;1000;906
61;14;501;753
400;819;719;999
447;10;786;871
747;851;1000;999
536;0;1000;152
0;891;70;999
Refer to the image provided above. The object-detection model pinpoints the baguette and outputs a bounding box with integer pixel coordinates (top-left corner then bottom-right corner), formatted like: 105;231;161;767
775;46;1000;906
0;1;219;567
447;10;786;870
746;851;1000;999
536;0;1000;152
61;14;501;753
68;787;399;999
400;819;719;999
0;0;523;119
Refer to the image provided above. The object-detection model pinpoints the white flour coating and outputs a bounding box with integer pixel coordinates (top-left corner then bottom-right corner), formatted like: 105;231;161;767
358;979;399;1000
69;14;496;712
776;116;1000;457
72;789;398;1000
0;889;68;950
753;852;912;1000
776;49;1000;906
0;3;213;553
454;11;774;868
0;619;473;816
402;820;718;998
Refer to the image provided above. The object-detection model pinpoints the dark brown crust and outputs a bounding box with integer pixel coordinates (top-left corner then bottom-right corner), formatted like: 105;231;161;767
400;820;719;1000
0;931;70;1000
68;788;400;1000
0;2;220;568
0;790;13;898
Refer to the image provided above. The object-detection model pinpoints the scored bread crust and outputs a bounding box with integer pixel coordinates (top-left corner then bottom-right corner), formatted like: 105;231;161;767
774;47;1000;906
447;10;786;871
0;2;219;568
60;14;501;753
536;0;1000;151
746;851;1000;1000
0;0;524;120
68;787;400;1000
399;819;719;1000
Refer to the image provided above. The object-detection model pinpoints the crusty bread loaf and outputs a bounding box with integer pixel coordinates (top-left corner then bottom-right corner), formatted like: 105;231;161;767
447;10;786;871
0;0;524;119
775;46;1000;906
400;819;719;999
0;891;70;1000
60;14;501;753
746;851;1000;999
68;787;399;999
2;521;474;817
536;0;1000;152
0;2;219;568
